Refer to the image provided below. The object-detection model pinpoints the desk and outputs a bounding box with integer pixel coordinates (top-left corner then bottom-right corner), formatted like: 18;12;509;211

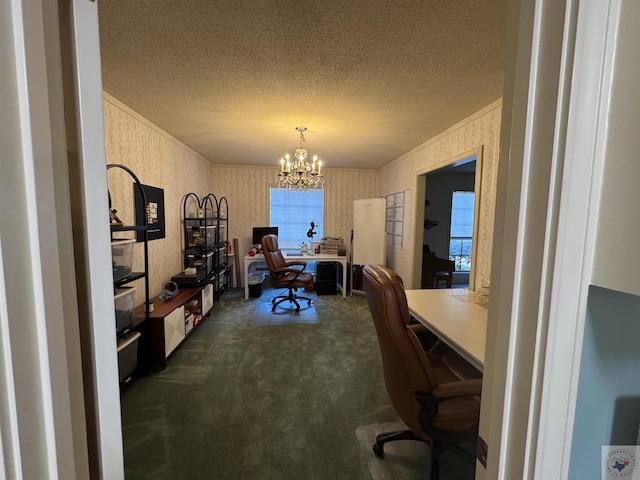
405;289;487;372
244;253;348;299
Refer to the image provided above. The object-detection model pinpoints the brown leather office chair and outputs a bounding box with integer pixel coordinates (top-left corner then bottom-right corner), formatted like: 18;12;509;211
363;264;481;479
261;234;314;312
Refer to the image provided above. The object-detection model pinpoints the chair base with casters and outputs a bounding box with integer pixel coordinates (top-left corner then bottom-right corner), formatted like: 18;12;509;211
372;427;475;480
271;287;312;312
373;430;475;480
372;429;427;457
260;234;315;313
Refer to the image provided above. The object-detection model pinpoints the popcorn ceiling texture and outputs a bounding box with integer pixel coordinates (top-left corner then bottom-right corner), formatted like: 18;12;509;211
98;0;506;170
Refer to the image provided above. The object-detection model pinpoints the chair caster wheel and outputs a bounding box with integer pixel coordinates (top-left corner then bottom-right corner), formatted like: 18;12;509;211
271;305;276;312
373;443;384;457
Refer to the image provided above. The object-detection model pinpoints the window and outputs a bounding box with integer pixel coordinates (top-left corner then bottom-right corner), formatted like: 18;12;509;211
269;187;324;248
449;191;474;271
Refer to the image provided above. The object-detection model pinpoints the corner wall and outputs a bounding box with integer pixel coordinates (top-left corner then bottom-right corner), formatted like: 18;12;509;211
379;100;502;289
103;93;215;303
103;94;379;294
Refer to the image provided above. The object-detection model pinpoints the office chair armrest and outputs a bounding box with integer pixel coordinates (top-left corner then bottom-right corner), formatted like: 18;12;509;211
285;261;307;271
274;266;306;274
407;323;440;351
431;378;482;398
407;322;429;333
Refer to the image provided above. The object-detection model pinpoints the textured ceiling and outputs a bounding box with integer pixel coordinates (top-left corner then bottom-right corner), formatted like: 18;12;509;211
98;0;506;169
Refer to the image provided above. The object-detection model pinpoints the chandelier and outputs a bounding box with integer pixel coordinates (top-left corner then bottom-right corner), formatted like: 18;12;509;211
277;126;325;191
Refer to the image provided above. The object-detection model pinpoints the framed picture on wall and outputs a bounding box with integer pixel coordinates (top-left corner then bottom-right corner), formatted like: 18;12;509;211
134;183;165;241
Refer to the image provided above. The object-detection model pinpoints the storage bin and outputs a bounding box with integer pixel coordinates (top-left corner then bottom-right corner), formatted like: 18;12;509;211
111;239;135;281
114;287;135;336
117;331;141;384
187;251;213;271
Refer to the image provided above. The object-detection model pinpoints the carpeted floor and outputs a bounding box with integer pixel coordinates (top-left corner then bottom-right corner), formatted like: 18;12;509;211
120;288;475;480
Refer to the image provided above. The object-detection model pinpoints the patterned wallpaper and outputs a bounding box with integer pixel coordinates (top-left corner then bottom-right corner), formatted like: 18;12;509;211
103;93;215;305
379;100;502;290
209;166;379;264
103;93;379;300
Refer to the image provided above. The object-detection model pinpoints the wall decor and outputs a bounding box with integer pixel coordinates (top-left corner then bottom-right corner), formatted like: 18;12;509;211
134;183;165;241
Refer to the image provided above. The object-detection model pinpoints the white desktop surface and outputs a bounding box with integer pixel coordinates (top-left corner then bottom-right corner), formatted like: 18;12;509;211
244;253;348;299
404;289;487;372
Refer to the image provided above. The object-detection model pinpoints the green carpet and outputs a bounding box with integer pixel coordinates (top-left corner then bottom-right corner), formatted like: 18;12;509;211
120;288;475;480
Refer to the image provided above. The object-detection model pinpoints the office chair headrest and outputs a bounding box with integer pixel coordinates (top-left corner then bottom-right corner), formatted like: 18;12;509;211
261;234;278;252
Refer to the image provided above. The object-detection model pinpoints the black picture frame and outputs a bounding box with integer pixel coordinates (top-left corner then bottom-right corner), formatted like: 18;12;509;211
134;183;165;241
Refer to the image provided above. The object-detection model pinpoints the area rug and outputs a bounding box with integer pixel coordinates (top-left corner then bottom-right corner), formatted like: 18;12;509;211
252;297;319;326
355;421;476;480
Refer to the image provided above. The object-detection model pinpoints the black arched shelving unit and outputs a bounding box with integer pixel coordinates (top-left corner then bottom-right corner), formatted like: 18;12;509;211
181;193;230;300
107;163;150;388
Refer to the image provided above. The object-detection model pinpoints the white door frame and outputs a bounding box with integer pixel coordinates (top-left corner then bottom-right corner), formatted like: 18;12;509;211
479;0;619;479
412;147;483;291
1;0;124;477
59;0;126;477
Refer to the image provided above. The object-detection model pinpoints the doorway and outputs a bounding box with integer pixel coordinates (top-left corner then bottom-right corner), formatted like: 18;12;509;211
412;148;483;291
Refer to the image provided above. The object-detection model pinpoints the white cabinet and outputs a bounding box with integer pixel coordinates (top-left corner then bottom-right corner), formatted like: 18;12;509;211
202;283;214;316
163;306;186;357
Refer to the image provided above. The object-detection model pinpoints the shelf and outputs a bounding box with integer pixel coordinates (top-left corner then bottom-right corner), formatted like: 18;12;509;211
183;216;218;221
111;224;148;232
114;272;145;288
107;164;150;386
134;288;202;319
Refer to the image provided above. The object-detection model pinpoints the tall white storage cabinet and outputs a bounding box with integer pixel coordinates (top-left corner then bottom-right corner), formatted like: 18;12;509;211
352;198;386;291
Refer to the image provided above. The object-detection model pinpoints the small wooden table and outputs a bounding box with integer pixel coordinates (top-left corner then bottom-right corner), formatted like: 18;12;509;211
133;287;207;369
404;289;488;372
